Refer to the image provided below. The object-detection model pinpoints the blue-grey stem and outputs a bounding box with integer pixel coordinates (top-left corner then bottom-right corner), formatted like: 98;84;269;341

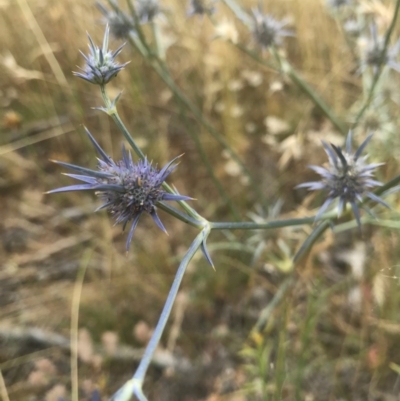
293;220;331;264
157;202;205;229
133;230;205;384
111;231;205;401
100;85;146;160
210;216;318;230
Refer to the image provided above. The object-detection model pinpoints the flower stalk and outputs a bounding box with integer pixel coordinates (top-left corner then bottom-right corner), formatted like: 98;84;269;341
112;230;206;401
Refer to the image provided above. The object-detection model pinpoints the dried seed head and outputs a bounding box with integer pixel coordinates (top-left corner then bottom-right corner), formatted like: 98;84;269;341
73;26;129;85
48;129;192;251
297;132;390;229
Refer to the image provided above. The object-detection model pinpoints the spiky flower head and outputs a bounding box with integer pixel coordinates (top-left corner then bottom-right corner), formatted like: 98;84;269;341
250;5;293;49
362;23;400;75
48;129;192;251
326;0;353;9
73;25;129;85
137;0;161;23
297;132;390;229
343;19;361;37
97;2;135;39
187;0;216;17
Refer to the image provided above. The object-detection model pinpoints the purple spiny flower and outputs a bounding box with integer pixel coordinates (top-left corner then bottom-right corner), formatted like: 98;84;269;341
73;25;129;85
250;5;293;49
297;132;390;229
48;128;192;251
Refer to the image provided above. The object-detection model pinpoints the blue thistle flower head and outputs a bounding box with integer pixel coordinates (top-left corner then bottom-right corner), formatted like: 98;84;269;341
73;25;129;85
48;128;192;251
187;0;216;17
297;132;390;229
326;0;353;9
362;22;400;75
250;5;293;49
137;0;161;23
97;2;135;39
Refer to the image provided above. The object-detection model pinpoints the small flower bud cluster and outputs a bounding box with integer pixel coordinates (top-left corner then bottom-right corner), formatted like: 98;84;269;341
73;25;129;85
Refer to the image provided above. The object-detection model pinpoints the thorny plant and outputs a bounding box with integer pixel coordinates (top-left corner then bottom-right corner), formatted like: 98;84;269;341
48;0;400;400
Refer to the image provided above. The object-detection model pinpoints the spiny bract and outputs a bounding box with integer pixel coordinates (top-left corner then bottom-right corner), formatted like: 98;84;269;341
297;132;390;229
48;128;192;251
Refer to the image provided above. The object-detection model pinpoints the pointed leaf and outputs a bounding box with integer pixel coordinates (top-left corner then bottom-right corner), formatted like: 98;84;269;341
111;91;123;107
63;173;98;184
315;197;334;222
84;127;112;163
126;213;141;251
201;238;214;268
157;154;183;182
162;193;193;202
51;160;113;179
122;144;131;168
151;210;168;234
321;140;338;168
350;201;362;232
47;184;93;194
366;191;391;209
354;133;374;160
102;24;110;54
331;144;348;168
345;131;353;154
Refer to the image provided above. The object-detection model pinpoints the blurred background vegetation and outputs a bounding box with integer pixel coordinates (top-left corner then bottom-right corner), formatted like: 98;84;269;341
1;0;400;400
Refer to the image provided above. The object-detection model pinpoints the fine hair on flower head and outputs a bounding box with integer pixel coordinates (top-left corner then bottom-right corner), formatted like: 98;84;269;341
48;128;192;251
